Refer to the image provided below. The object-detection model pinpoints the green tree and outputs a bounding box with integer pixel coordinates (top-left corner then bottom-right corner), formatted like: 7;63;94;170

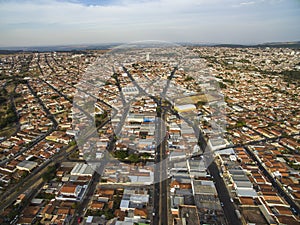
128;154;140;163
114;150;128;160
42;164;58;181
184;76;194;82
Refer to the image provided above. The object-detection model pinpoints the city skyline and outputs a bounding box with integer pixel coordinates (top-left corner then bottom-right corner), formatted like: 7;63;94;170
0;0;300;47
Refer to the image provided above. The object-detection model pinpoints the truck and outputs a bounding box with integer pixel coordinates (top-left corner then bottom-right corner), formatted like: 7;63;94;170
235;209;242;219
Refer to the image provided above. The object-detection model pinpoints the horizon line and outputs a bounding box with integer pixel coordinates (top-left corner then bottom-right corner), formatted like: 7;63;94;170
0;40;299;51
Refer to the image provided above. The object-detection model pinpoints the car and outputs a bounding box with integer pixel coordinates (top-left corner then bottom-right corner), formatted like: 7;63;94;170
220;202;224;207
291;207;297;215
77;217;83;223
230;198;234;203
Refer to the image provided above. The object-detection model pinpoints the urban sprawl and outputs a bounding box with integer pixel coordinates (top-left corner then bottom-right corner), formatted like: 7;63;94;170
0;46;299;225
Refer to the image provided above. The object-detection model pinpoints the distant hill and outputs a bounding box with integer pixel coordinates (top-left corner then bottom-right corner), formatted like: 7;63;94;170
0;43;122;53
0;49;24;55
213;41;300;48
256;41;300;48
0;41;299;53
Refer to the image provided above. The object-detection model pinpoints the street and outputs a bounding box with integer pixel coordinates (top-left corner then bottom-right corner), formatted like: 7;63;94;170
208;161;243;225
153;106;169;225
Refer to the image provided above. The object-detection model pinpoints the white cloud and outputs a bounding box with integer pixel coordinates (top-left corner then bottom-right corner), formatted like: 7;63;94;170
0;0;299;46
240;1;256;5
0;0;226;26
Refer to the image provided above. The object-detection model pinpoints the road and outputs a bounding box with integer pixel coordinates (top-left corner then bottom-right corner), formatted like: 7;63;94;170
120;63;242;224
245;146;300;215
0;145;77;212
208;161;242;225
153;103;169;225
0;81;58;166
70;171;102;225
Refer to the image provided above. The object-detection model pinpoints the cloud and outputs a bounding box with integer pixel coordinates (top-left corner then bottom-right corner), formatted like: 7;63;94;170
240;1;256;5
0;0;223;28
0;0;299;46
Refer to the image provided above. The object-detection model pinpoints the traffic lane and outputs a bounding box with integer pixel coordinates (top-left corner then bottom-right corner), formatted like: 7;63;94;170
153;177;160;224
71;172;101;225
0;146;76;211
208;161;242;225
160;179;168;225
159;121;168;224
244;146;300;215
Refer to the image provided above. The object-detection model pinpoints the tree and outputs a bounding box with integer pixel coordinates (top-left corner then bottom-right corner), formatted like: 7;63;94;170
218;82;227;89
114;150;128;160
42;165;58;181
236;120;246;128
184;76;194;82
196;100;207;107
128;154;139;163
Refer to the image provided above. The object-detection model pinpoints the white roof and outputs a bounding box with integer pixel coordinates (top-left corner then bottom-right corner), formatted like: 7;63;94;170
17;160;38;171
31;198;43;204
70;163;94;176
86;216;93;223
175;104;196;112
200;180;215;187
130;195;149;203
116;222;133;225
120;200;130;209
128;174;154;184
170;152;186;159
215;148;235;155
229;155;237;161
236;188;258;197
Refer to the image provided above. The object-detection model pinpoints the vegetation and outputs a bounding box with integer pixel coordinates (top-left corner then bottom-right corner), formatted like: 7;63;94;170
223;78;235;85
113;150;149;164
36;192;56;200
238;58;251;63
282;70;300;82
42;164;59;181
86;209;114;220
95;111;108;127
141;153;151;159
114;150;129;160
128;154;139;163
196;100;207;107
236;120;246;128
68;148;80;160
85;193;122;221
184;76;194;82
0;102;18;130
156;106;161;114
218;82;227;89
69;140;77;146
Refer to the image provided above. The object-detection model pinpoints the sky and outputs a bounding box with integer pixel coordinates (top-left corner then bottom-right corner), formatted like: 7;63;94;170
0;0;299;47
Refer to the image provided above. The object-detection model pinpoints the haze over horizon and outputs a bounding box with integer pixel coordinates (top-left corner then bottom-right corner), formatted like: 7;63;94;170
0;0;300;47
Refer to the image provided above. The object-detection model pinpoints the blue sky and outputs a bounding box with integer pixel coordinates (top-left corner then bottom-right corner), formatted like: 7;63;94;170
0;0;299;47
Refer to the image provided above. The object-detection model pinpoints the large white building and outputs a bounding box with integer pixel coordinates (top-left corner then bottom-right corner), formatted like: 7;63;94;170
174;104;196;113
70;163;94;177
16;160;38;172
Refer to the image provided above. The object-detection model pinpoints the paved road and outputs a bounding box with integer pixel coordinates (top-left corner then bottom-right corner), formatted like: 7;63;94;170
0;81;58;166
120;63;243;224
153;107;168;225
208;161;242;225
0;145;77;212
245;146;300;215
71;171;102;225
